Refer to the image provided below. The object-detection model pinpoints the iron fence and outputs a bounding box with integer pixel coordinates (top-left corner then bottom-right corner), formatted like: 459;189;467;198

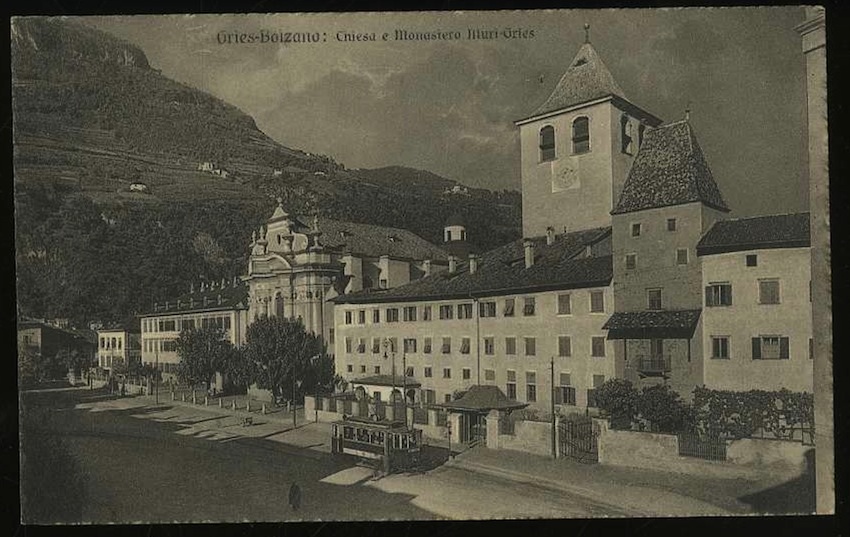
677;432;727;461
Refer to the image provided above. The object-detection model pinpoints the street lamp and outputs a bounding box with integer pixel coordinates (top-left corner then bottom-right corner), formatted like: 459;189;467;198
383;338;396;421
311;354;320;423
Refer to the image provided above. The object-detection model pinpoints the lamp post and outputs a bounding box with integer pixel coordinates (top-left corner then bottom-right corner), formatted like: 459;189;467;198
311;354;320;423
383;338;396;420
154;340;159;405
551;355;556;460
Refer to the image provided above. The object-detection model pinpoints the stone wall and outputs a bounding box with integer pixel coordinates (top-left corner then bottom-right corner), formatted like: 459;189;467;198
485;411;554;457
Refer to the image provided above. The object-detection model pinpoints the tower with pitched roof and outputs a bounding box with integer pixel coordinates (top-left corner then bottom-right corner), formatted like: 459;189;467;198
515;28;662;237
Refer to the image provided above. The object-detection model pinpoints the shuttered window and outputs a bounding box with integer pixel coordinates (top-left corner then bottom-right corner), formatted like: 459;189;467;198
752;336;789;360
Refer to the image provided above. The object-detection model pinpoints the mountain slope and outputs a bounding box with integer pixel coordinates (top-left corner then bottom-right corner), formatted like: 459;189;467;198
12;17;521;326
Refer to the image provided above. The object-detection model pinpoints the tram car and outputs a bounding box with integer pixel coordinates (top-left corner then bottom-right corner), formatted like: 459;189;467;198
330;416;423;473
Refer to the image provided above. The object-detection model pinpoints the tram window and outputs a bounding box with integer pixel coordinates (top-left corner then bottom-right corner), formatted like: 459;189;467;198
344;426;354;439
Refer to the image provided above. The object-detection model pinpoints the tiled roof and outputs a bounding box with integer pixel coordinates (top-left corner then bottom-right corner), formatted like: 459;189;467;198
142;281;249;316
696;213;810;256
612;120;729;215
603;309;702;340
435;385;528;412
525;43;628;120
350;374;421;388
291;216;449;262
333;227;613;304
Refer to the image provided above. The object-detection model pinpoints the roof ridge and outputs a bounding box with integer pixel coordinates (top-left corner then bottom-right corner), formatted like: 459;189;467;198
719;211;810;223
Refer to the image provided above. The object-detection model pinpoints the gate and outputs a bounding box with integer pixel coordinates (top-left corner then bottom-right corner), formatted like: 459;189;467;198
559;417;598;463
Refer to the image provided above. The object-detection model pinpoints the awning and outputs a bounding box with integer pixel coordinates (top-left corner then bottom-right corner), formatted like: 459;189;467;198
349;374;421;388
432;385;528;413
603;309;701;340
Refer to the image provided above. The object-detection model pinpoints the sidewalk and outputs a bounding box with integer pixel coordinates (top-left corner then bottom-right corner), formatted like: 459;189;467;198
130;389;332;455
445;446;770;517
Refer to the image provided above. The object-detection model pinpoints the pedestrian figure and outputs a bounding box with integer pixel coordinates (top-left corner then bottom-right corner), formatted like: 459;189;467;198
288;482;302;511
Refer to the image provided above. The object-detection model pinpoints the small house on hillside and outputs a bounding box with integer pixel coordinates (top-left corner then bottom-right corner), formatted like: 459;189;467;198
129;182;148;192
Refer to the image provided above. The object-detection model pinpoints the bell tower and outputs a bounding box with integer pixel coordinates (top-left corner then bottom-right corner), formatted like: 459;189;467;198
515;27;662;237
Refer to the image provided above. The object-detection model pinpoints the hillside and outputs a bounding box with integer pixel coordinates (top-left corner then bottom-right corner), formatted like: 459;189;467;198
12;17;521;326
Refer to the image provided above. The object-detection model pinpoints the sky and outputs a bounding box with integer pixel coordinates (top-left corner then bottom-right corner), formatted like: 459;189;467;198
85;8;810;218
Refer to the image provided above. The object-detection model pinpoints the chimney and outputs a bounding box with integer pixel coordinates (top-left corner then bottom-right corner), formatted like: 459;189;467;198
469;254;479;274
190;282;195;294
448;255;458;274
221;277;227;288
217;294;222;305
154;302;159;312
423;259;432;277
233;276;239;286
546;227;555;246
190;297;194;308
200;281;206;292
523;239;535;269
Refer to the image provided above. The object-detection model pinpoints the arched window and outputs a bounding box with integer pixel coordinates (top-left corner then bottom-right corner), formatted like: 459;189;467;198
445;229;451;242
539;125;556;162
275;293;284;317
460;229;467;241
572;117;590;154
621;115;633;154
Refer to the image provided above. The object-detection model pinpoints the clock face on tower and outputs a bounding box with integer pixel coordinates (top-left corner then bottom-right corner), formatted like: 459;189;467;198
551;157;580;192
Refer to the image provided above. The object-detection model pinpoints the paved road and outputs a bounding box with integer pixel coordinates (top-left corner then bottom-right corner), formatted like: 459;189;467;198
20;387;624;523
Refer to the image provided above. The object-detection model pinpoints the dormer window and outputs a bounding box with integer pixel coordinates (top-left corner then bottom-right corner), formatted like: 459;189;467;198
539;125;556;162
621;115;633;154
572;117;590;154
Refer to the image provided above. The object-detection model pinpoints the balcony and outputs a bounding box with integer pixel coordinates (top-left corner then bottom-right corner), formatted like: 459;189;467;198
635;355;671;377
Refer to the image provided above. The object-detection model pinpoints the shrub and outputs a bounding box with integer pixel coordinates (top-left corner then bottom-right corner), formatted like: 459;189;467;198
636;384;694;434
594;379;639;429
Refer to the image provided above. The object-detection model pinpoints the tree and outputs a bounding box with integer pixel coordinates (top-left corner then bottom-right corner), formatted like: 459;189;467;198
175;326;234;392
220;346;252;393
636;384;694;434
594;379;639;430
243;316;330;405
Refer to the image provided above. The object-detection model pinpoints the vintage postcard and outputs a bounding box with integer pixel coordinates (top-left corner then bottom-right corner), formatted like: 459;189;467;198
13;7;833;524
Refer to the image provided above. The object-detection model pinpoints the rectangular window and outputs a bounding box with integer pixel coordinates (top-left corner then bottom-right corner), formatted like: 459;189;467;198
422;305;432;321
591;336;606;357
441;337;451;354
443;367;451;379
445;394;453;403
759;280;781;305
625;253;637;270
676;248;689;265
345;337;352;354
647;288;663;310
505;337;517;355
462;368;471;380
558;336;572;357
360;365;367;374
403;306;417;322
424;389;435;403
423;337;432;354
458;303;473;319
345;311;353;325
357;338;366;354
503;298;515;317
374;366;381;374
631;223;641;237
388;337;398;354
525;337;536;356
405;366;414;377
483;337;495;355
746;254;758;267
752;336;789;360
372;309;381;323
386;308;399;322
557;293;572;315
484;369;496;382
590;291;605;313
372;338;381;354
506;370;517;400
711;336;730;359
460;337;471;354
667;218;677;231
358;310;366;324
479;301;497;318
439;305;454;320
347;364;353;373
809;338;814;360
403;338;417;354
522;296;536;316
525;371;537;402
556;373;576;406
705;283;733;307
379;279;388;289
424;367;433;378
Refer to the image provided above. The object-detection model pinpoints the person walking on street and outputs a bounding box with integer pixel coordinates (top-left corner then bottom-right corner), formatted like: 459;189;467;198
288;482;302;512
